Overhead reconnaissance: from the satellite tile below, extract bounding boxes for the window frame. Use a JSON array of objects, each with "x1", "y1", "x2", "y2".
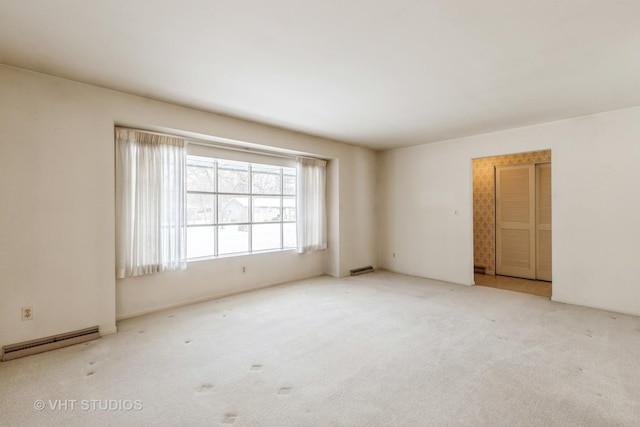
[{"x1": 186, "y1": 155, "x2": 296, "y2": 260}]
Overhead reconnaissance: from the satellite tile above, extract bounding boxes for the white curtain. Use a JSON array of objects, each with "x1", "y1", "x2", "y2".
[
  {"x1": 296, "y1": 157, "x2": 327, "y2": 253},
  {"x1": 115, "y1": 128, "x2": 187, "y2": 278}
]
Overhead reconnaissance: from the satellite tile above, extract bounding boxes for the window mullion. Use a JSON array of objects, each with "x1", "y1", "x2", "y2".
[
  {"x1": 249, "y1": 164, "x2": 253, "y2": 253},
  {"x1": 280, "y1": 168, "x2": 284, "y2": 249},
  {"x1": 214, "y1": 160, "x2": 219, "y2": 257}
]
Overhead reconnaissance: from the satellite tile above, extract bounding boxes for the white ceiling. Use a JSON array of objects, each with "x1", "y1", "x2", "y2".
[{"x1": 1, "y1": 1, "x2": 639, "y2": 150}]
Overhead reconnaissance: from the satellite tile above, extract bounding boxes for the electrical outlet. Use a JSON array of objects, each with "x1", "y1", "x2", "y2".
[
  {"x1": 242, "y1": 266, "x2": 246, "y2": 273},
  {"x1": 22, "y1": 306, "x2": 33, "y2": 321}
]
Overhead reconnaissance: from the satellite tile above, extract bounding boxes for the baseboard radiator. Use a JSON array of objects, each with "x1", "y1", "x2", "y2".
[
  {"x1": 350, "y1": 266, "x2": 374, "y2": 276},
  {"x1": 1, "y1": 326, "x2": 100, "y2": 362}
]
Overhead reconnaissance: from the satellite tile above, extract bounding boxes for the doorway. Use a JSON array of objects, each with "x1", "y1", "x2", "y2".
[{"x1": 472, "y1": 150, "x2": 551, "y2": 296}]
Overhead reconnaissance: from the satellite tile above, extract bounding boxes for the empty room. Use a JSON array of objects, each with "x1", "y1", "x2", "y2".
[{"x1": 1, "y1": 1, "x2": 640, "y2": 426}]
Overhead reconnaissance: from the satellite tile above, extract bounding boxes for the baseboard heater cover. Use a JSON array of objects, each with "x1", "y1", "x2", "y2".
[
  {"x1": 350, "y1": 266, "x2": 374, "y2": 276},
  {"x1": 1, "y1": 326, "x2": 100, "y2": 362}
]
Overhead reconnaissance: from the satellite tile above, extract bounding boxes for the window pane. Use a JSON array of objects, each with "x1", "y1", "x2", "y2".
[
  {"x1": 187, "y1": 193, "x2": 215, "y2": 225},
  {"x1": 187, "y1": 157, "x2": 216, "y2": 192},
  {"x1": 252, "y1": 223, "x2": 281, "y2": 251},
  {"x1": 187, "y1": 226, "x2": 215, "y2": 259},
  {"x1": 283, "y1": 223, "x2": 296, "y2": 249},
  {"x1": 283, "y1": 197, "x2": 296, "y2": 221},
  {"x1": 218, "y1": 160, "x2": 249, "y2": 193},
  {"x1": 218, "y1": 195, "x2": 249, "y2": 224},
  {"x1": 219, "y1": 224, "x2": 249, "y2": 255},
  {"x1": 252, "y1": 165, "x2": 281, "y2": 194},
  {"x1": 252, "y1": 196, "x2": 281, "y2": 222},
  {"x1": 283, "y1": 170, "x2": 296, "y2": 195},
  {"x1": 184, "y1": 156, "x2": 298, "y2": 261}
]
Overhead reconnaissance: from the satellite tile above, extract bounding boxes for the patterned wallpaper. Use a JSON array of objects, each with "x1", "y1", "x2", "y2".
[{"x1": 473, "y1": 150, "x2": 551, "y2": 274}]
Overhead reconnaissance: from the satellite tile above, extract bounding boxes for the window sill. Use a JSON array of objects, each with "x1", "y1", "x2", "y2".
[{"x1": 187, "y1": 248, "x2": 298, "y2": 263}]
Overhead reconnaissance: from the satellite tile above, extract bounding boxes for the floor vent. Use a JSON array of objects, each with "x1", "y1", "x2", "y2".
[
  {"x1": 350, "y1": 266, "x2": 374, "y2": 276},
  {"x1": 474, "y1": 265, "x2": 486, "y2": 274},
  {"x1": 1, "y1": 326, "x2": 100, "y2": 362}
]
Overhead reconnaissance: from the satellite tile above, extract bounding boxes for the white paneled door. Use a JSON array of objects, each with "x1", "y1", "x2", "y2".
[
  {"x1": 495, "y1": 163, "x2": 551, "y2": 281},
  {"x1": 535, "y1": 163, "x2": 552, "y2": 281}
]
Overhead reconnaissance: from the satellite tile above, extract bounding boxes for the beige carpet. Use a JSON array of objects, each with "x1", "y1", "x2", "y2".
[{"x1": 1, "y1": 271, "x2": 639, "y2": 426}]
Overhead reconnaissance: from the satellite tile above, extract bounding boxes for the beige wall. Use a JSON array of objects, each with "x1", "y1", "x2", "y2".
[
  {"x1": 473, "y1": 150, "x2": 551, "y2": 274},
  {"x1": 379, "y1": 105, "x2": 640, "y2": 316},
  {"x1": 0, "y1": 65, "x2": 378, "y2": 348}
]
